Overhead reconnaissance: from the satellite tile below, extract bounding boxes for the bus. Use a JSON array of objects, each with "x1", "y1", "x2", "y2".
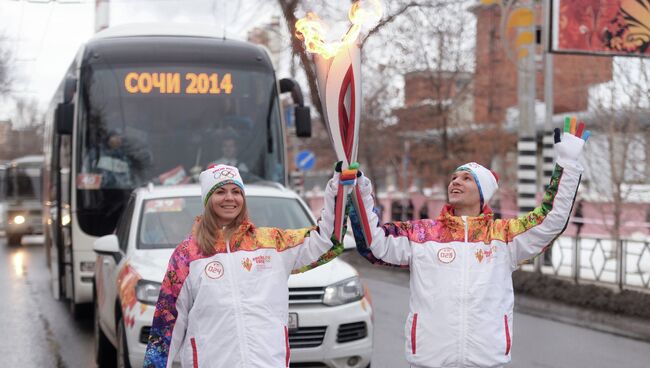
[
  {"x1": 2, "y1": 155, "x2": 44, "y2": 246},
  {"x1": 42, "y1": 24, "x2": 311, "y2": 314}
]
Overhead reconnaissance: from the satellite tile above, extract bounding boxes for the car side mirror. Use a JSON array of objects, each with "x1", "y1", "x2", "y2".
[
  {"x1": 94, "y1": 234, "x2": 120, "y2": 255},
  {"x1": 279, "y1": 78, "x2": 311, "y2": 138}
]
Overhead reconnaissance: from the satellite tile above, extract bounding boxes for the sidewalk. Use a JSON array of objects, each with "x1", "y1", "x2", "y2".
[
  {"x1": 342, "y1": 250, "x2": 650, "y2": 342},
  {"x1": 515, "y1": 294, "x2": 650, "y2": 342}
]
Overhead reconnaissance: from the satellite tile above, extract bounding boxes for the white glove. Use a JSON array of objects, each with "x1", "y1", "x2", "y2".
[
  {"x1": 357, "y1": 174, "x2": 373, "y2": 197},
  {"x1": 554, "y1": 117, "x2": 590, "y2": 168},
  {"x1": 326, "y1": 172, "x2": 340, "y2": 193}
]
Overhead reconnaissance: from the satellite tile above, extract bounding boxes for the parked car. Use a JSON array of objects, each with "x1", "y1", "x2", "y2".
[{"x1": 93, "y1": 183, "x2": 373, "y2": 368}]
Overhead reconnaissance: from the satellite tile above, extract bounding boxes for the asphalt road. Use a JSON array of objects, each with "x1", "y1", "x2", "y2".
[{"x1": 1, "y1": 239, "x2": 649, "y2": 368}]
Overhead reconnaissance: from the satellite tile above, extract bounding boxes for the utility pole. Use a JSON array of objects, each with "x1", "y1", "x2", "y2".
[
  {"x1": 542, "y1": 0, "x2": 555, "y2": 190},
  {"x1": 95, "y1": 0, "x2": 110, "y2": 33},
  {"x1": 513, "y1": 1, "x2": 537, "y2": 218}
]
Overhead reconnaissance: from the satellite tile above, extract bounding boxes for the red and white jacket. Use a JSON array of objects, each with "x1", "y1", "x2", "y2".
[
  {"x1": 143, "y1": 184, "x2": 342, "y2": 368},
  {"x1": 351, "y1": 163, "x2": 582, "y2": 368}
]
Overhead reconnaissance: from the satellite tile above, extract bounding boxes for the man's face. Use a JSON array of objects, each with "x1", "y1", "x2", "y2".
[
  {"x1": 223, "y1": 139, "x2": 237, "y2": 158},
  {"x1": 108, "y1": 135, "x2": 122, "y2": 149},
  {"x1": 448, "y1": 170, "x2": 481, "y2": 209}
]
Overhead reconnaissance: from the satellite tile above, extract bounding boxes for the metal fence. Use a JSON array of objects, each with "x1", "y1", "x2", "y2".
[{"x1": 520, "y1": 236, "x2": 650, "y2": 292}]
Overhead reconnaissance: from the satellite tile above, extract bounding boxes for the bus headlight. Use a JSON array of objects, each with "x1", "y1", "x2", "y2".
[
  {"x1": 136, "y1": 280, "x2": 161, "y2": 305},
  {"x1": 13, "y1": 215, "x2": 26, "y2": 225},
  {"x1": 62, "y1": 214, "x2": 71, "y2": 226},
  {"x1": 323, "y1": 276, "x2": 364, "y2": 306}
]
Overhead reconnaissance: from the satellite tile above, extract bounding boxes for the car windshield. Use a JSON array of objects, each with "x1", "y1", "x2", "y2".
[{"x1": 138, "y1": 195, "x2": 314, "y2": 249}]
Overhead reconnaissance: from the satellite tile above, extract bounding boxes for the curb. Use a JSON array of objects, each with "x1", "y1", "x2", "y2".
[{"x1": 515, "y1": 294, "x2": 650, "y2": 342}]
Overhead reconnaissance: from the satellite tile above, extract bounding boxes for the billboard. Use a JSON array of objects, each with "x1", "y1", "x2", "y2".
[{"x1": 551, "y1": 0, "x2": 650, "y2": 57}]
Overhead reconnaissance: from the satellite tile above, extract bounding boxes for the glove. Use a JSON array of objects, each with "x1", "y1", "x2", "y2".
[
  {"x1": 334, "y1": 161, "x2": 361, "y2": 187},
  {"x1": 554, "y1": 116, "x2": 590, "y2": 168}
]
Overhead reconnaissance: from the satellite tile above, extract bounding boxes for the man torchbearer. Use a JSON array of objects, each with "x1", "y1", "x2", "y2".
[{"x1": 350, "y1": 118, "x2": 590, "y2": 367}]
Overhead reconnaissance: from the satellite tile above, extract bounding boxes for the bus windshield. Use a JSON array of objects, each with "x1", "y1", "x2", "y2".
[
  {"x1": 78, "y1": 63, "x2": 284, "y2": 189},
  {"x1": 76, "y1": 62, "x2": 284, "y2": 236},
  {"x1": 6, "y1": 165, "x2": 42, "y2": 202}
]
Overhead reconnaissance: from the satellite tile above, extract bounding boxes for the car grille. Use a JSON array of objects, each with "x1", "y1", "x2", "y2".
[
  {"x1": 289, "y1": 287, "x2": 325, "y2": 304},
  {"x1": 289, "y1": 363, "x2": 328, "y2": 368},
  {"x1": 140, "y1": 326, "x2": 151, "y2": 344},
  {"x1": 337, "y1": 322, "x2": 367, "y2": 343},
  {"x1": 289, "y1": 326, "x2": 327, "y2": 348}
]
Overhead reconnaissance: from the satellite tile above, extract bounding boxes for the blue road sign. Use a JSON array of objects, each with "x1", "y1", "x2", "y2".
[
  {"x1": 285, "y1": 106, "x2": 294, "y2": 128},
  {"x1": 296, "y1": 150, "x2": 316, "y2": 171}
]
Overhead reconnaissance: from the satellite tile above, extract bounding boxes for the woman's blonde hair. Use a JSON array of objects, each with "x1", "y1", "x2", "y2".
[{"x1": 196, "y1": 194, "x2": 249, "y2": 255}]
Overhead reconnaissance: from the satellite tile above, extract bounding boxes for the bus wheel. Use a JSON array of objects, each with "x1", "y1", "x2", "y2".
[
  {"x1": 7, "y1": 233, "x2": 21, "y2": 246},
  {"x1": 94, "y1": 297, "x2": 116, "y2": 368}
]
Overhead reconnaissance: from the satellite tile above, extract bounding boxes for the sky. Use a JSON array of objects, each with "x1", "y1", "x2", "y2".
[{"x1": 0, "y1": 0, "x2": 278, "y2": 122}]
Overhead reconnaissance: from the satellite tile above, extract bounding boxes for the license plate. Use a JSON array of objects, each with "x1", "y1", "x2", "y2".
[{"x1": 288, "y1": 312, "x2": 299, "y2": 330}]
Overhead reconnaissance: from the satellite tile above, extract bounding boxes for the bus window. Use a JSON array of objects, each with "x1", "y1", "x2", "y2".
[
  {"x1": 77, "y1": 64, "x2": 283, "y2": 190},
  {"x1": 74, "y1": 55, "x2": 284, "y2": 237},
  {"x1": 6, "y1": 166, "x2": 42, "y2": 201}
]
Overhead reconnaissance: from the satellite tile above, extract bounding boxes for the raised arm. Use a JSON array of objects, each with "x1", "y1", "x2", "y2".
[
  {"x1": 504, "y1": 118, "x2": 589, "y2": 266},
  {"x1": 272, "y1": 172, "x2": 347, "y2": 274},
  {"x1": 350, "y1": 174, "x2": 413, "y2": 267},
  {"x1": 144, "y1": 242, "x2": 194, "y2": 368}
]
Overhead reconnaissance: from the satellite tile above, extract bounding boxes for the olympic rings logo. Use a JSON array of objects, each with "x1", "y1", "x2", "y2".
[{"x1": 214, "y1": 169, "x2": 236, "y2": 179}]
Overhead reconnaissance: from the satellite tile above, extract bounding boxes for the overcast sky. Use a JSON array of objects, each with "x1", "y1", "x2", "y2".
[{"x1": 0, "y1": 0, "x2": 278, "y2": 121}]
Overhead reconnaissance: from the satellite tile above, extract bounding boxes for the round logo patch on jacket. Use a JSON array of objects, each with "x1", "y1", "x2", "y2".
[
  {"x1": 437, "y1": 247, "x2": 456, "y2": 263},
  {"x1": 205, "y1": 261, "x2": 225, "y2": 279}
]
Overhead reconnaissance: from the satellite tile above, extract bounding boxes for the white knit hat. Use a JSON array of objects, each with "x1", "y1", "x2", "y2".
[
  {"x1": 200, "y1": 164, "x2": 245, "y2": 206},
  {"x1": 455, "y1": 162, "x2": 499, "y2": 209}
]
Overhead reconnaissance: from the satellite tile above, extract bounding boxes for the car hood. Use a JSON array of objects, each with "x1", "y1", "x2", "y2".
[
  {"x1": 128, "y1": 249, "x2": 358, "y2": 288},
  {"x1": 287, "y1": 258, "x2": 358, "y2": 288},
  {"x1": 129, "y1": 248, "x2": 175, "y2": 283}
]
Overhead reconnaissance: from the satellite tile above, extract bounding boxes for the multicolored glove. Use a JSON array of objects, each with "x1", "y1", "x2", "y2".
[
  {"x1": 334, "y1": 161, "x2": 361, "y2": 186},
  {"x1": 554, "y1": 116, "x2": 590, "y2": 167}
]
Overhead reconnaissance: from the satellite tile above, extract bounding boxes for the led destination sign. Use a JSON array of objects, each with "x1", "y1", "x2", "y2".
[{"x1": 124, "y1": 72, "x2": 234, "y2": 95}]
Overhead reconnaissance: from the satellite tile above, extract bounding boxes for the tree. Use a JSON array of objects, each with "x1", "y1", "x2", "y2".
[
  {"x1": 277, "y1": 1, "x2": 488, "y2": 191},
  {"x1": 0, "y1": 35, "x2": 12, "y2": 96},
  {"x1": 582, "y1": 58, "x2": 650, "y2": 289}
]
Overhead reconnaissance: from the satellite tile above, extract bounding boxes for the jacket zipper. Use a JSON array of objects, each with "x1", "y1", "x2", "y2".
[
  {"x1": 459, "y1": 217, "x2": 469, "y2": 365},
  {"x1": 504, "y1": 314, "x2": 511, "y2": 355},
  {"x1": 411, "y1": 313, "x2": 418, "y2": 355},
  {"x1": 190, "y1": 337, "x2": 199, "y2": 368},
  {"x1": 225, "y1": 238, "x2": 249, "y2": 365}
]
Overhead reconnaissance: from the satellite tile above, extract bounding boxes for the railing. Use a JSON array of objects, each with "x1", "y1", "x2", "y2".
[{"x1": 520, "y1": 235, "x2": 650, "y2": 292}]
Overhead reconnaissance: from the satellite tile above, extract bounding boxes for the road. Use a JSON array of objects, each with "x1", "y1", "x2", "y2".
[{"x1": 1, "y1": 239, "x2": 649, "y2": 368}]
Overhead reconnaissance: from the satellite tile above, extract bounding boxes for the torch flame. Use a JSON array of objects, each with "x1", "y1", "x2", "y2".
[{"x1": 296, "y1": 0, "x2": 383, "y2": 59}]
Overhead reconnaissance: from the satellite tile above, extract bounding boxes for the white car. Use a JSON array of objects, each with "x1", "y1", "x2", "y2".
[{"x1": 93, "y1": 183, "x2": 373, "y2": 368}]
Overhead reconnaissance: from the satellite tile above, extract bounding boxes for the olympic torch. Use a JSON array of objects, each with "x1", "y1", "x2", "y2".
[{"x1": 295, "y1": 1, "x2": 382, "y2": 245}]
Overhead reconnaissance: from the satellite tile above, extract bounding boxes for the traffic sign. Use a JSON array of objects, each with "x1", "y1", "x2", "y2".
[{"x1": 295, "y1": 150, "x2": 315, "y2": 171}]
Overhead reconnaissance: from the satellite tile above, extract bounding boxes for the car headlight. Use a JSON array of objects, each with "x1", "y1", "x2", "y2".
[
  {"x1": 13, "y1": 215, "x2": 26, "y2": 225},
  {"x1": 136, "y1": 280, "x2": 161, "y2": 305},
  {"x1": 323, "y1": 276, "x2": 364, "y2": 306}
]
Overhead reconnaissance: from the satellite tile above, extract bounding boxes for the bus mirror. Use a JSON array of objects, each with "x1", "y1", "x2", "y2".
[
  {"x1": 294, "y1": 106, "x2": 311, "y2": 138},
  {"x1": 55, "y1": 103, "x2": 74, "y2": 135},
  {"x1": 280, "y1": 78, "x2": 311, "y2": 137},
  {"x1": 63, "y1": 76, "x2": 77, "y2": 104},
  {"x1": 279, "y1": 78, "x2": 306, "y2": 107}
]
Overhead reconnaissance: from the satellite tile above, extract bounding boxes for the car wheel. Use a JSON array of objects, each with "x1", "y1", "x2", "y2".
[
  {"x1": 94, "y1": 297, "x2": 116, "y2": 368},
  {"x1": 117, "y1": 316, "x2": 133, "y2": 368}
]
